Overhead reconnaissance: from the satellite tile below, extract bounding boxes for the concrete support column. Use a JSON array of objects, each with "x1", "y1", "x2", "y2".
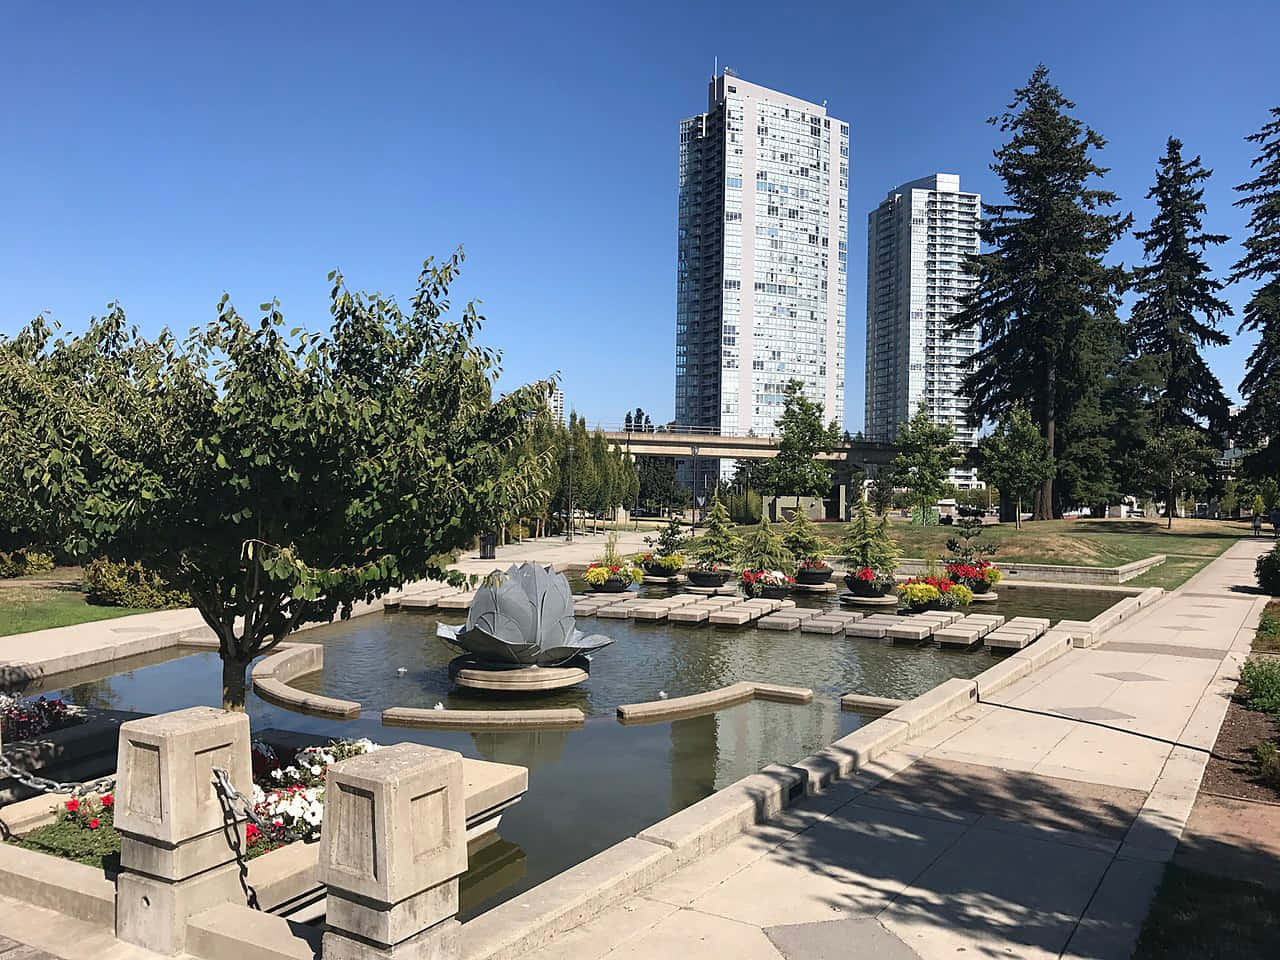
[
  {"x1": 113, "y1": 706, "x2": 252, "y2": 954},
  {"x1": 320, "y1": 743, "x2": 467, "y2": 960}
]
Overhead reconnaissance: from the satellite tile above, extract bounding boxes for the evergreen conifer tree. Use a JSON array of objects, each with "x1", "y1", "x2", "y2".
[
  {"x1": 1230, "y1": 107, "x2": 1280, "y2": 475},
  {"x1": 1130, "y1": 138, "x2": 1231, "y2": 441},
  {"x1": 952, "y1": 66, "x2": 1130, "y2": 518}
]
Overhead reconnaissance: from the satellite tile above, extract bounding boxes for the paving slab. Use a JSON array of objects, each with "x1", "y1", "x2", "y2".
[
  {"x1": 932, "y1": 625, "x2": 984, "y2": 648},
  {"x1": 765, "y1": 917, "x2": 922, "y2": 959},
  {"x1": 757, "y1": 615, "x2": 802, "y2": 632},
  {"x1": 845, "y1": 621, "x2": 889, "y2": 639},
  {"x1": 798, "y1": 618, "x2": 844, "y2": 636},
  {"x1": 668, "y1": 607, "x2": 709, "y2": 624},
  {"x1": 885, "y1": 623, "x2": 934, "y2": 642},
  {"x1": 709, "y1": 608, "x2": 754, "y2": 626}
]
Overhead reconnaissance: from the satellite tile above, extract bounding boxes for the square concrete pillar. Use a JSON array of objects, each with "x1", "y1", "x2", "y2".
[
  {"x1": 320, "y1": 743, "x2": 467, "y2": 960},
  {"x1": 114, "y1": 706, "x2": 252, "y2": 954}
]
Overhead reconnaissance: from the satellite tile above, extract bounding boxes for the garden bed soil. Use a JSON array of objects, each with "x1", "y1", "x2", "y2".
[{"x1": 1200, "y1": 692, "x2": 1280, "y2": 805}]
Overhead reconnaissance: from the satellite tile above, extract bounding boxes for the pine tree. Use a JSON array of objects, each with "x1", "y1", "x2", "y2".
[
  {"x1": 952, "y1": 66, "x2": 1130, "y2": 518},
  {"x1": 1230, "y1": 107, "x2": 1280, "y2": 476},
  {"x1": 1130, "y1": 137, "x2": 1231, "y2": 438}
]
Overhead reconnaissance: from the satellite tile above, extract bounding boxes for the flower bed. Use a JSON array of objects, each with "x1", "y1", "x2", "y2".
[
  {"x1": 0, "y1": 694, "x2": 84, "y2": 742},
  {"x1": 7, "y1": 737, "x2": 383, "y2": 866},
  {"x1": 945, "y1": 561, "x2": 1003, "y2": 595}
]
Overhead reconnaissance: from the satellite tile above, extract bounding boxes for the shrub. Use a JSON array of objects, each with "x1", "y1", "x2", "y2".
[
  {"x1": 1256, "y1": 742, "x2": 1280, "y2": 788},
  {"x1": 0, "y1": 549, "x2": 55, "y2": 579},
  {"x1": 644, "y1": 516, "x2": 686, "y2": 559},
  {"x1": 1240, "y1": 657, "x2": 1280, "y2": 715},
  {"x1": 725, "y1": 489, "x2": 762, "y2": 525},
  {"x1": 689, "y1": 494, "x2": 740, "y2": 570},
  {"x1": 783, "y1": 509, "x2": 827, "y2": 564},
  {"x1": 82, "y1": 558, "x2": 189, "y2": 609},
  {"x1": 1257, "y1": 544, "x2": 1280, "y2": 596},
  {"x1": 738, "y1": 514, "x2": 795, "y2": 575}
]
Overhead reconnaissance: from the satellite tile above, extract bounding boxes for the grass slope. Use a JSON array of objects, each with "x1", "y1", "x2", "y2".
[{"x1": 0, "y1": 568, "x2": 150, "y2": 636}]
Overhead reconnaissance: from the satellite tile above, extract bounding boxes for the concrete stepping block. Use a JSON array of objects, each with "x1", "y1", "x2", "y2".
[
  {"x1": 777, "y1": 599, "x2": 797, "y2": 609},
  {"x1": 800, "y1": 618, "x2": 846, "y2": 635},
  {"x1": 437, "y1": 592, "x2": 476, "y2": 610},
  {"x1": 861, "y1": 614, "x2": 902, "y2": 624},
  {"x1": 758, "y1": 615, "x2": 802, "y2": 631},
  {"x1": 914, "y1": 610, "x2": 963, "y2": 625},
  {"x1": 668, "y1": 607, "x2": 710, "y2": 624},
  {"x1": 845, "y1": 621, "x2": 889, "y2": 639},
  {"x1": 934, "y1": 624, "x2": 985, "y2": 648},
  {"x1": 886, "y1": 622, "x2": 934, "y2": 642},
  {"x1": 823, "y1": 610, "x2": 865, "y2": 624},
  {"x1": 699, "y1": 597, "x2": 739, "y2": 610},
  {"x1": 597, "y1": 603, "x2": 637, "y2": 618},
  {"x1": 631, "y1": 607, "x2": 669, "y2": 621},
  {"x1": 985, "y1": 629, "x2": 1032, "y2": 650},
  {"x1": 399, "y1": 595, "x2": 442, "y2": 609},
  {"x1": 709, "y1": 608, "x2": 754, "y2": 626},
  {"x1": 743, "y1": 598, "x2": 782, "y2": 612},
  {"x1": 966, "y1": 613, "x2": 1005, "y2": 624},
  {"x1": 665, "y1": 594, "x2": 701, "y2": 607}
]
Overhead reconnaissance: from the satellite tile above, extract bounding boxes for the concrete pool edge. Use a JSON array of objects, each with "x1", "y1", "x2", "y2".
[
  {"x1": 616, "y1": 681, "x2": 813, "y2": 725},
  {"x1": 454, "y1": 588, "x2": 1160, "y2": 959}
]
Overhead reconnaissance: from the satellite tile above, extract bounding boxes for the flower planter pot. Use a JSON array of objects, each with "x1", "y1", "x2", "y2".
[
  {"x1": 749, "y1": 584, "x2": 793, "y2": 600},
  {"x1": 795, "y1": 567, "x2": 833, "y2": 585},
  {"x1": 687, "y1": 569, "x2": 731, "y2": 588},
  {"x1": 643, "y1": 562, "x2": 679, "y2": 578},
  {"x1": 844, "y1": 575, "x2": 890, "y2": 598},
  {"x1": 590, "y1": 577, "x2": 631, "y2": 593},
  {"x1": 901, "y1": 600, "x2": 940, "y2": 614},
  {"x1": 969, "y1": 579, "x2": 991, "y2": 595}
]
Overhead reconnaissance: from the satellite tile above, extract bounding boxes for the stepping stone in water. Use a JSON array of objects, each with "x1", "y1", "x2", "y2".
[
  {"x1": 758, "y1": 615, "x2": 802, "y2": 631},
  {"x1": 985, "y1": 629, "x2": 1032, "y2": 650},
  {"x1": 709, "y1": 608, "x2": 754, "y2": 626},
  {"x1": 669, "y1": 607, "x2": 709, "y2": 624},
  {"x1": 886, "y1": 622, "x2": 934, "y2": 642},
  {"x1": 800, "y1": 618, "x2": 845, "y2": 635},
  {"x1": 845, "y1": 621, "x2": 889, "y2": 639},
  {"x1": 934, "y1": 624, "x2": 985, "y2": 648}
]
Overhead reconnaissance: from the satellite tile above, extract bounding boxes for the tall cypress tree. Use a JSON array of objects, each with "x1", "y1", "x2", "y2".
[
  {"x1": 1230, "y1": 107, "x2": 1280, "y2": 476},
  {"x1": 953, "y1": 66, "x2": 1130, "y2": 518},
  {"x1": 1130, "y1": 138, "x2": 1231, "y2": 434}
]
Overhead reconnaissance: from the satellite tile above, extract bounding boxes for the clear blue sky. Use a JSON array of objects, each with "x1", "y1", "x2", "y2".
[{"x1": 2, "y1": 1, "x2": 1276, "y2": 432}]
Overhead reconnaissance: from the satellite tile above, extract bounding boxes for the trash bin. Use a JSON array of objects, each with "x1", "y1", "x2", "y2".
[{"x1": 480, "y1": 531, "x2": 497, "y2": 560}]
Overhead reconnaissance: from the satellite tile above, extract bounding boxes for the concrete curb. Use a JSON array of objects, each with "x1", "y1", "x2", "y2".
[
  {"x1": 0, "y1": 843, "x2": 115, "y2": 926},
  {"x1": 382, "y1": 705, "x2": 585, "y2": 731},
  {"x1": 840, "y1": 694, "x2": 905, "y2": 715},
  {"x1": 187, "y1": 903, "x2": 321, "y2": 960},
  {"x1": 250, "y1": 644, "x2": 360, "y2": 720},
  {"x1": 616, "y1": 681, "x2": 813, "y2": 724}
]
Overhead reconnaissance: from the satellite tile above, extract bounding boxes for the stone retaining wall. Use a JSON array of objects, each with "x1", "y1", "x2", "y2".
[{"x1": 895, "y1": 554, "x2": 1166, "y2": 585}]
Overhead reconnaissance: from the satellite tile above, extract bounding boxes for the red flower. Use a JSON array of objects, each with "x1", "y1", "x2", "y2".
[
  {"x1": 856, "y1": 567, "x2": 875, "y2": 581},
  {"x1": 88, "y1": 818, "x2": 101, "y2": 830},
  {"x1": 246, "y1": 823, "x2": 262, "y2": 844},
  {"x1": 65, "y1": 799, "x2": 80, "y2": 813},
  {"x1": 101, "y1": 794, "x2": 114, "y2": 808}
]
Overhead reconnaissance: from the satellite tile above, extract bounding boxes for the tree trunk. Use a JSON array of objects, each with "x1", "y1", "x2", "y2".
[
  {"x1": 222, "y1": 657, "x2": 249, "y2": 712},
  {"x1": 1036, "y1": 369, "x2": 1056, "y2": 521},
  {"x1": 1168, "y1": 476, "x2": 1175, "y2": 529},
  {"x1": 1016, "y1": 496, "x2": 1022, "y2": 530}
]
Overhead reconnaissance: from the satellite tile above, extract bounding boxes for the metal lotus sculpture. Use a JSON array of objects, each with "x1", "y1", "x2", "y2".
[{"x1": 437, "y1": 562, "x2": 614, "y2": 666}]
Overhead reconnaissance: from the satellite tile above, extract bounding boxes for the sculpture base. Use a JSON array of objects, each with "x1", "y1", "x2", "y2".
[
  {"x1": 970, "y1": 591, "x2": 999, "y2": 602},
  {"x1": 839, "y1": 592, "x2": 899, "y2": 607},
  {"x1": 449, "y1": 656, "x2": 590, "y2": 692}
]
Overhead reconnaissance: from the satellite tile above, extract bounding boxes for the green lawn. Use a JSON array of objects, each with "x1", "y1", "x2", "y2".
[
  {"x1": 1123, "y1": 556, "x2": 1213, "y2": 591},
  {"x1": 0, "y1": 570, "x2": 150, "y2": 636},
  {"x1": 1133, "y1": 863, "x2": 1280, "y2": 959}
]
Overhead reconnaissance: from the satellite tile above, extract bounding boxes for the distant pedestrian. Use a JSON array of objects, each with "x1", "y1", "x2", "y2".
[
  {"x1": 1255, "y1": 512, "x2": 1264, "y2": 537},
  {"x1": 1272, "y1": 507, "x2": 1280, "y2": 539}
]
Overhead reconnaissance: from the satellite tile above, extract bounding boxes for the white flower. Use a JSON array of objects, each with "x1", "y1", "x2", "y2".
[
  {"x1": 310, "y1": 765, "x2": 323, "y2": 776},
  {"x1": 285, "y1": 766, "x2": 299, "y2": 778},
  {"x1": 270, "y1": 769, "x2": 283, "y2": 780}
]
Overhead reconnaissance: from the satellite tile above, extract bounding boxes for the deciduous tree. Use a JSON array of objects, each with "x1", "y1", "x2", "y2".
[
  {"x1": 0, "y1": 253, "x2": 552, "y2": 709},
  {"x1": 976, "y1": 403, "x2": 1054, "y2": 529},
  {"x1": 892, "y1": 405, "x2": 957, "y2": 524}
]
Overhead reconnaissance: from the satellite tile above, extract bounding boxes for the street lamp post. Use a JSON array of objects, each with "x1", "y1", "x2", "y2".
[
  {"x1": 566, "y1": 443, "x2": 575, "y2": 543},
  {"x1": 690, "y1": 445, "x2": 700, "y2": 534}
]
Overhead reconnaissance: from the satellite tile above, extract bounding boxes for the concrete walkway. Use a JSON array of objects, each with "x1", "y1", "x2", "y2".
[
  {"x1": 520, "y1": 539, "x2": 1273, "y2": 960},
  {"x1": 0, "y1": 529, "x2": 653, "y2": 682}
]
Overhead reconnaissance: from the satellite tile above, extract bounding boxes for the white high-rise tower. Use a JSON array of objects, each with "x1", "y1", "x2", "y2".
[
  {"x1": 676, "y1": 71, "x2": 849, "y2": 485},
  {"x1": 865, "y1": 174, "x2": 981, "y2": 486}
]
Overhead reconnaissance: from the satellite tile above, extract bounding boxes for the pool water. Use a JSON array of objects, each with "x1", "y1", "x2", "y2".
[{"x1": 35, "y1": 584, "x2": 1123, "y2": 918}]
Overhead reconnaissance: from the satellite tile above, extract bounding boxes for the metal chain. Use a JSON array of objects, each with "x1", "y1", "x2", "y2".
[
  {"x1": 0, "y1": 752, "x2": 116, "y2": 797},
  {"x1": 210, "y1": 766, "x2": 270, "y2": 831}
]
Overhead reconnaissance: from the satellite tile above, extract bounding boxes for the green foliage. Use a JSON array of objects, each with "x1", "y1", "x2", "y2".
[
  {"x1": 645, "y1": 515, "x2": 686, "y2": 558},
  {"x1": 1130, "y1": 138, "x2": 1232, "y2": 434},
  {"x1": 725, "y1": 488, "x2": 762, "y2": 524},
  {"x1": 977, "y1": 403, "x2": 1053, "y2": 527},
  {"x1": 0, "y1": 549, "x2": 54, "y2": 579},
  {"x1": 0, "y1": 252, "x2": 553, "y2": 708},
  {"x1": 1257, "y1": 543, "x2": 1280, "y2": 595},
  {"x1": 837, "y1": 499, "x2": 899, "y2": 573},
  {"x1": 1141, "y1": 427, "x2": 1217, "y2": 526},
  {"x1": 946, "y1": 517, "x2": 996, "y2": 564},
  {"x1": 1230, "y1": 108, "x2": 1280, "y2": 477},
  {"x1": 737, "y1": 513, "x2": 795, "y2": 574},
  {"x1": 892, "y1": 405, "x2": 956, "y2": 522},
  {"x1": 782, "y1": 508, "x2": 826, "y2": 562},
  {"x1": 689, "y1": 494, "x2": 740, "y2": 569},
  {"x1": 637, "y1": 456, "x2": 678, "y2": 513},
  {"x1": 952, "y1": 66, "x2": 1130, "y2": 517},
  {"x1": 868, "y1": 470, "x2": 895, "y2": 516},
  {"x1": 757, "y1": 380, "x2": 840, "y2": 503},
  {"x1": 83, "y1": 558, "x2": 189, "y2": 609},
  {"x1": 1255, "y1": 741, "x2": 1280, "y2": 788},
  {"x1": 1240, "y1": 657, "x2": 1280, "y2": 714}
]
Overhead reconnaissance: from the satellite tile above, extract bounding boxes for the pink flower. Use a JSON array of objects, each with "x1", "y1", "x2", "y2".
[
  {"x1": 65, "y1": 799, "x2": 80, "y2": 813},
  {"x1": 88, "y1": 818, "x2": 101, "y2": 830}
]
